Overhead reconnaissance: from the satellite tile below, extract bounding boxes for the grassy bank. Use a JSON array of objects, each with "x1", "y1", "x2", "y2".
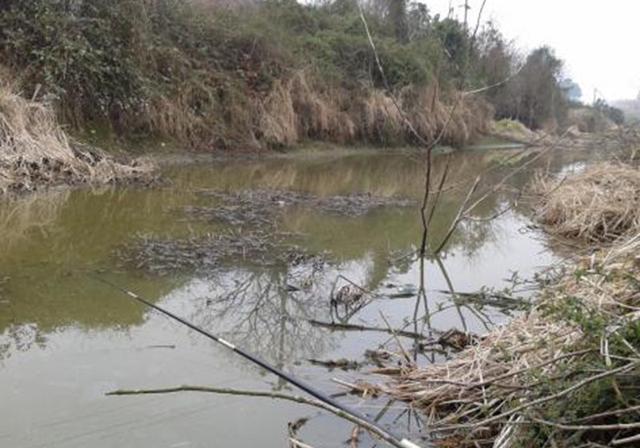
[
  {"x1": 371, "y1": 162, "x2": 640, "y2": 447},
  {"x1": 0, "y1": 0, "x2": 578, "y2": 152}
]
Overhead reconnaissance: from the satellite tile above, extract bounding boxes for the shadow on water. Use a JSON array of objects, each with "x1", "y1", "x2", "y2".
[{"x1": 0, "y1": 147, "x2": 591, "y2": 447}]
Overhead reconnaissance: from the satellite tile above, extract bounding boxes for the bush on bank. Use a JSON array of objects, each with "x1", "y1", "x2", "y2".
[{"x1": 0, "y1": 0, "x2": 574, "y2": 150}]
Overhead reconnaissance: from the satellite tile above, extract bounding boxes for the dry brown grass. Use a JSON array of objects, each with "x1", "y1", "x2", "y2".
[
  {"x1": 375, "y1": 233, "x2": 640, "y2": 446},
  {"x1": 0, "y1": 78, "x2": 154, "y2": 194},
  {"x1": 359, "y1": 164, "x2": 640, "y2": 446},
  {"x1": 258, "y1": 70, "x2": 492, "y2": 149},
  {"x1": 567, "y1": 107, "x2": 617, "y2": 134},
  {"x1": 259, "y1": 78, "x2": 299, "y2": 147},
  {"x1": 147, "y1": 90, "x2": 210, "y2": 148},
  {"x1": 259, "y1": 70, "x2": 358, "y2": 146},
  {"x1": 140, "y1": 69, "x2": 492, "y2": 150},
  {"x1": 534, "y1": 163, "x2": 640, "y2": 243}
]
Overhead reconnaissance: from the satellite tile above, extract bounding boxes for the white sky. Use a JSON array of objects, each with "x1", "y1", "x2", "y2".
[{"x1": 424, "y1": 0, "x2": 640, "y2": 101}]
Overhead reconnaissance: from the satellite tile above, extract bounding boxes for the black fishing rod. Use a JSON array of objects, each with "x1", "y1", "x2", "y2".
[{"x1": 92, "y1": 275, "x2": 421, "y2": 448}]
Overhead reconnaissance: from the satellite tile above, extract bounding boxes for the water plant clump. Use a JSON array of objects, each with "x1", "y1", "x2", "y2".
[
  {"x1": 189, "y1": 189, "x2": 315, "y2": 228},
  {"x1": 118, "y1": 231, "x2": 329, "y2": 276},
  {"x1": 120, "y1": 186, "x2": 414, "y2": 276},
  {"x1": 190, "y1": 189, "x2": 417, "y2": 227}
]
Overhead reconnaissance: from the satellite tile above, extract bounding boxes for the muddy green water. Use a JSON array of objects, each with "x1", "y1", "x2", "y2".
[{"x1": 0, "y1": 148, "x2": 584, "y2": 448}]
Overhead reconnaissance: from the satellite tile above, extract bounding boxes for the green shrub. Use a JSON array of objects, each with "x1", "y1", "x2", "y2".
[{"x1": 0, "y1": 0, "x2": 563, "y2": 148}]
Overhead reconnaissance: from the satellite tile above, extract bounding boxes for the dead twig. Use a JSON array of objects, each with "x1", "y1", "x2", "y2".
[
  {"x1": 307, "y1": 319, "x2": 428, "y2": 340},
  {"x1": 107, "y1": 385, "x2": 414, "y2": 448}
]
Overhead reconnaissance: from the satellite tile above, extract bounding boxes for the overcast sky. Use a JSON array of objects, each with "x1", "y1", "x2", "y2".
[{"x1": 424, "y1": 0, "x2": 640, "y2": 101}]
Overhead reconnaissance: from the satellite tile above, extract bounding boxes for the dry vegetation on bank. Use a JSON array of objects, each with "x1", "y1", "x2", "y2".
[
  {"x1": 0, "y1": 80, "x2": 154, "y2": 194},
  {"x1": 259, "y1": 71, "x2": 492, "y2": 148},
  {"x1": 366, "y1": 163, "x2": 640, "y2": 447},
  {"x1": 535, "y1": 163, "x2": 640, "y2": 243},
  {"x1": 0, "y1": 0, "x2": 583, "y2": 152}
]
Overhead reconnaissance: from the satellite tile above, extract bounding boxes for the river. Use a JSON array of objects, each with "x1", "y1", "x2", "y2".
[{"x1": 0, "y1": 146, "x2": 587, "y2": 448}]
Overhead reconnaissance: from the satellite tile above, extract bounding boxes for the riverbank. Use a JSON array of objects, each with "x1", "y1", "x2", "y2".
[
  {"x1": 2, "y1": 0, "x2": 597, "y2": 156},
  {"x1": 0, "y1": 1, "x2": 499, "y2": 153},
  {"x1": 370, "y1": 162, "x2": 640, "y2": 447},
  {"x1": 0, "y1": 82, "x2": 155, "y2": 194},
  {"x1": 0, "y1": 78, "x2": 504, "y2": 197}
]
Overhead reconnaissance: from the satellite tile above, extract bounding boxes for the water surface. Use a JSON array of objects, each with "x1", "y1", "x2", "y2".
[{"x1": 0, "y1": 147, "x2": 584, "y2": 447}]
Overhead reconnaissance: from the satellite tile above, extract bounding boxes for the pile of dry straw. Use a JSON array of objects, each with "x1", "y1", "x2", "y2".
[
  {"x1": 0, "y1": 76, "x2": 153, "y2": 194},
  {"x1": 535, "y1": 163, "x2": 640, "y2": 243}
]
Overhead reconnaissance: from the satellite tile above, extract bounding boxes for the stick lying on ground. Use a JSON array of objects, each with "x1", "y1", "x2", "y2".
[{"x1": 92, "y1": 275, "x2": 422, "y2": 448}]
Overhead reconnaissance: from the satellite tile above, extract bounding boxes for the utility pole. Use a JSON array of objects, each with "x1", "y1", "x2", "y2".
[
  {"x1": 462, "y1": 0, "x2": 470, "y2": 32},
  {"x1": 455, "y1": 0, "x2": 472, "y2": 31}
]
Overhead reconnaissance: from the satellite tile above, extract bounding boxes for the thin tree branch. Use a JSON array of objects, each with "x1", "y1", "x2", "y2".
[
  {"x1": 308, "y1": 319, "x2": 428, "y2": 340},
  {"x1": 107, "y1": 385, "x2": 413, "y2": 448},
  {"x1": 527, "y1": 415, "x2": 640, "y2": 432},
  {"x1": 433, "y1": 175, "x2": 481, "y2": 255}
]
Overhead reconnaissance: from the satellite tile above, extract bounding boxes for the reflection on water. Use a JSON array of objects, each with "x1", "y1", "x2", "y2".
[{"x1": 0, "y1": 148, "x2": 585, "y2": 447}]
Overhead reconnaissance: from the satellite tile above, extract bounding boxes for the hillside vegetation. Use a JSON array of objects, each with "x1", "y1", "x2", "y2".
[{"x1": 0, "y1": 0, "x2": 578, "y2": 151}]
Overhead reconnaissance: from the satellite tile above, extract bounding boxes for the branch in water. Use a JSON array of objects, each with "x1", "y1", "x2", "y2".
[
  {"x1": 107, "y1": 386, "x2": 419, "y2": 448},
  {"x1": 307, "y1": 319, "x2": 428, "y2": 340}
]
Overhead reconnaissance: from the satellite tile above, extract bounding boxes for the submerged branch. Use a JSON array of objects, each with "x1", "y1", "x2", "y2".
[
  {"x1": 307, "y1": 319, "x2": 428, "y2": 340},
  {"x1": 107, "y1": 385, "x2": 414, "y2": 448}
]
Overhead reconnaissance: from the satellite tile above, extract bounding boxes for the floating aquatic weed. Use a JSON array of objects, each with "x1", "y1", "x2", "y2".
[
  {"x1": 314, "y1": 193, "x2": 416, "y2": 216},
  {"x1": 183, "y1": 204, "x2": 276, "y2": 228},
  {"x1": 190, "y1": 189, "x2": 416, "y2": 223},
  {"x1": 118, "y1": 231, "x2": 331, "y2": 276},
  {"x1": 308, "y1": 358, "x2": 362, "y2": 371},
  {"x1": 0, "y1": 323, "x2": 46, "y2": 361},
  {"x1": 150, "y1": 188, "x2": 414, "y2": 276}
]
